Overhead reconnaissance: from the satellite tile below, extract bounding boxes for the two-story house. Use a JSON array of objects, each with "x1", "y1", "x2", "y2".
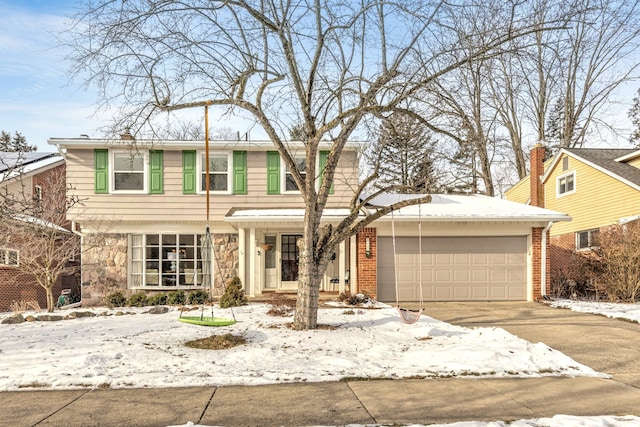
[
  {"x1": 506, "y1": 143, "x2": 640, "y2": 291},
  {"x1": 0, "y1": 152, "x2": 79, "y2": 311},
  {"x1": 50, "y1": 135, "x2": 570, "y2": 305},
  {"x1": 49, "y1": 136, "x2": 359, "y2": 305}
]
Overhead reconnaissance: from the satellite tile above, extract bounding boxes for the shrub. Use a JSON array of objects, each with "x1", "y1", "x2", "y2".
[
  {"x1": 549, "y1": 245, "x2": 596, "y2": 299},
  {"x1": 591, "y1": 221, "x2": 640, "y2": 302},
  {"x1": 167, "y1": 290, "x2": 186, "y2": 305},
  {"x1": 148, "y1": 293, "x2": 167, "y2": 306},
  {"x1": 188, "y1": 290, "x2": 209, "y2": 305},
  {"x1": 338, "y1": 291, "x2": 371, "y2": 306},
  {"x1": 106, "y1": 292, "x2": 127, "y2": 308},
  {"x1": 219, "y1": 277, "x2": 248, "y2": 308},
  {"x1": 128, "y1": 292, "x2": 148, "y2": 307}
]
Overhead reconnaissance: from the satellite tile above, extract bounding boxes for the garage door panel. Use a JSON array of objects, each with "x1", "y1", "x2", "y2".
[{"x1": 377, "y1": 236, "x2": 527, "y2": 302}]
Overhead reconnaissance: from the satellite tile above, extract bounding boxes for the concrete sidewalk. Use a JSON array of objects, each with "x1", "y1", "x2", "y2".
[{"x1": 2, "y1": 302, "x2": 640, "y2": 427}]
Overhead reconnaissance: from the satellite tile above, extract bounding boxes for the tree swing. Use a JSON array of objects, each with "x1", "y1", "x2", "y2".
[
  {"x1": 391, "y1": 204, "x2": 425, "y2": 325},
  {"x1": 179, "y1": 103, "x2": 236, "y2": 327}
]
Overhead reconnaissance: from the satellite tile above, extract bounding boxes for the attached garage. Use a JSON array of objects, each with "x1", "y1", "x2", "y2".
[
  {"x1": 377, "y1": 236, "x2": 527, "y2": 302},
  {"x1": 362, "y1": 193, "x2": 571, "y2": 302}
]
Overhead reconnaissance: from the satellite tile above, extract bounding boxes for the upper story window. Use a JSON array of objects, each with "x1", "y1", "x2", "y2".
[
  {"x1": 0, "y1": 248, "x2": 18, "y2": 267},
  {"x1": 33, "y1": 185, "x2": 42, "y2": 203},
  {"x1": 113, "y1": 152, "x2": 146, "y2": 192},
  {"x1": 576, "y1": 229, "x2": 599, "y2": 250},
  {"x1": 199, "y1": 152, "x2": 231, "y2": 193},
  {"x1": 94, "y1": 149, "x2": 163, "y2": 195},
  {"x1": 284, "y1": 155, "x2": 307, "y2": 192},
  {"x1": 557, "y1": 172, "x2": 575, "y2": 197}
]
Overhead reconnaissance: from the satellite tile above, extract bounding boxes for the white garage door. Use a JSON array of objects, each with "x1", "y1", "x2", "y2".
[{"x1": 377, "y1": 236, "x2": 527, "y2": 302}]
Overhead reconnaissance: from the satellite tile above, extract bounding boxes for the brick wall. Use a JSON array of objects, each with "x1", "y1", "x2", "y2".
[
  {"x1": 530, "y1": 144, "x2": 546, "y2": 208},
  {"x1": 531, "y1": 227, "x2": 551, "y2": 300},
  {"x1": 356, "y1": 228, "x2": 377, "y2": 298},
  {"x1": 0, "y1": 266, "x2": 65, "y2": 312}
]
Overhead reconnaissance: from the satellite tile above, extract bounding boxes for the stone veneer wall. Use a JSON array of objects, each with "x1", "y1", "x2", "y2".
[
  {"x1": 81, "y1": 232, "x2": 240, "y2": 306},
  {"x1": 81, "y1": 233, "x2": 128, "y2": 306}
]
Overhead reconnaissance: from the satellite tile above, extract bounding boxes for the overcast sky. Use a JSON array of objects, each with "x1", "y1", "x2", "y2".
[{"x1": 0, "y1": 0, "x2": 637, "y2": 152}]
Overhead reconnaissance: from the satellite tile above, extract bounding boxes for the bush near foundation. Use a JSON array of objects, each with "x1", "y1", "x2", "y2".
[
  {"x1": 188, "y1": 290, "x2": 209, "y2": 304},
  {"x1": 591, "y1": 221, "x2": 640, "y2": 302},
  {"x1": 219, "y1": 277, "x2": 247, "y2": 308},
  {"x1": 128, "y1": 292, "x2": 148, "y2": 307},
  {"x1": 167, "y1": 290, "x2": 186, "y2": 305},
  {"x1": 106, "y1": 292, "x2": 127, "y2": 308},
  {"x1": 148, "y1": 293, "x2": 167, "y2": 306}
]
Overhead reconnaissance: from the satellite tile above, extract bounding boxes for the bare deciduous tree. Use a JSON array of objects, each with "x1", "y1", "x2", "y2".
[
  {"x1": 0, "y1": 166, "x2": 80, "y2": 312},
  {"x1": 66, "y1": 0, "x2": 561, "y2": 329}
]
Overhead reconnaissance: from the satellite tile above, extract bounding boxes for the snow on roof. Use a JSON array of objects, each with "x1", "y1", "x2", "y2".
[
  {"x1": 368, "y1": 193, "x2": 570, "y2": 222},
  {"x1": 226, "y1": 194, "x2": 570, "y2": 223},
  {"x1": 0, "y1": 152, "x2": 63, "y2": 182}
]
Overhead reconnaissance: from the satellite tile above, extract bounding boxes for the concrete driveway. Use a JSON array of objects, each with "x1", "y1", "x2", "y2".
[{"x1": 422, "y1": 301, "x2": 640, "y2": 388}]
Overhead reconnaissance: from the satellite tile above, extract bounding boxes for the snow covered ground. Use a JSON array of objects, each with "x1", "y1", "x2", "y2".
[
  {"x1": 549, "y1": 299, "x2": 640, "y2": 323},
  {"x1": 0, "y1": 303, "x2": 604, "y2": 391},
  {"x1": 1, "y1": 299, "x2": 639, "y2": 426}
]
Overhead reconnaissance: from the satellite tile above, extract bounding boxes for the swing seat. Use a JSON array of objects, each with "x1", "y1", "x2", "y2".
[{"x1": 396, "y1": 306, "x2": 424, "y2": 325}]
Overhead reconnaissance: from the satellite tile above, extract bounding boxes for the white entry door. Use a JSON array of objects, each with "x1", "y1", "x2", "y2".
[{"x1": 264, "y1": 235, "x2": 277, "y2": 289}]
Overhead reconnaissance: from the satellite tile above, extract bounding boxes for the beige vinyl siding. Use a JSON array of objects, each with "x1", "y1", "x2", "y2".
[
  {"x1": 627, "y1": 157, "x2": 640, "y2": 169},
  {"x1": 504, "y1": 175, "x2": 530, "y2": 204},
  {"x1": 66, "y1": 148, "x2": 357, "y2": 223},
  {"x1": 545, "y1": 153, "x2": 640, "y2": 236}
]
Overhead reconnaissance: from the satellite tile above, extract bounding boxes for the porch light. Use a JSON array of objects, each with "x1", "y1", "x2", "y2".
[{"x1": 365, "y1": 237, "x2": 371, "y2": 258}]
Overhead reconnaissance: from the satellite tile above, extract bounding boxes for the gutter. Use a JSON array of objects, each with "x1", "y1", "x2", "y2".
[{"x1": 540, "y1": 221, "x2": 553, "y2": 297}]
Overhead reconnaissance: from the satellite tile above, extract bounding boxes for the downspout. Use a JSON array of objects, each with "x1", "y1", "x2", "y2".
[{"x1": 540, "y1": 221, "x2": 553, "y2": 298}]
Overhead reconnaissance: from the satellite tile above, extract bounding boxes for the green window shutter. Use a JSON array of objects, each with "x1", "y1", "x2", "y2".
[
  {"x1": 266, "y1": 151, "x2": 280, "y2": 194},
  {"x1": 319, "y1": 150, "x2": 334, "y2": 194},
  {"x1": 94, "y1": 149, "x2": 109, "y2": 194},
  {"x1": 233, "y1": 150, "x2": 247, "y2": 194},
  {"x1": 182, "y1": 150, "x2": 197, "y2": 194},
  {"x1": 149, "y1": 150, "x2": 164, "y2": 194}
]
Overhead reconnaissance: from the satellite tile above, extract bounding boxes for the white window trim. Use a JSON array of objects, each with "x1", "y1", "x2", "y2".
[
  {"x1": 576, "y1": 229, "x2": 599, "y2": 251},
  {"x1": 281, "y1": 154, "x2": 320, "y2": 194},
  {"x1": 0, "y1": 248, "x2": 19, "y2": 267},
  {"x1": 110, "y1": 150, "x2": 148, "y2": 194},
  {"x1": 556, "y1": 171, "x2": 576, "y2": 198},
  {"x1": 197, "y1": 151, "x2": 232, "y2": 195}
]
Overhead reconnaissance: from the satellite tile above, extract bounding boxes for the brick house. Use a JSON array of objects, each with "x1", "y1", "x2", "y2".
[{"x1": 0, "y1": 152, "x2": 80, "y2": 311}]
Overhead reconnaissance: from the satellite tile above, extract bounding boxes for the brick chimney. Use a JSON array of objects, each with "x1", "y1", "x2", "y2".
[
  {"x1": 530, "y1": 143, "x2": 546, "y2": 207},
  {"x1": 120, "y1": 128, "x2": 134, "y2": 141}
]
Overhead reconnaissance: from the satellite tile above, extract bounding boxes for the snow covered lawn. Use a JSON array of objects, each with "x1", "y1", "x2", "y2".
[
  {"x1": 0, "y1": 303, "x2": 603, "y2": 391},
  {"x1": 549, "y1": 299, "x2": 640, "y2": 323}
]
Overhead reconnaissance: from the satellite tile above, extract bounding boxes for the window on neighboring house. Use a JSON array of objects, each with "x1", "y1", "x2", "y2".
[
  {"x1": 113, "y1": 152, "x2": 145, "y2": 192},
  {"x1": 284, "y1": 155, "x2": 307, "y2": 192},
  {"x1": 576, "y1": 229, "x2": 599, "y2": 250},
  {"x1": 130, "y1": 234, "x2": 205, "y2": 288},
  {"x1": 558, "y1": 172, "x2": 575, "y2": 196},
  {"x1": 0, "y1": 248, "x2": 18, "y2": 267},
  {"x1": 33, "y1": 185, "x2": 42, "y2": 203},
  {"x1": 200, "y1": 152, "x2": 231, "y2": 193}
]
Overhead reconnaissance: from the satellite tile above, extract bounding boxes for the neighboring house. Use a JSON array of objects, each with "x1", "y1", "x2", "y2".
[
  {"x1": 506, "y1": 144, "x2": 640, "y2": 288},
  {"x1": 49, "y1": 136, "x2": 569, "y2": 305},
  {"x1": 0, "y1": 152, "x2": 79, "y2": 311}
]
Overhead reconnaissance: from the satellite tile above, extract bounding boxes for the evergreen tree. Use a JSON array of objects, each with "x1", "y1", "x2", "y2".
[
  {"x1": 373, "y1": 114, "x2": 440, "y2": 193},
  {"x1": 629, "y1": 88, "x2": 640, "y2": 148},
  {"x1": 0, "y1": 131, "x2": 36, "y2": 152}
]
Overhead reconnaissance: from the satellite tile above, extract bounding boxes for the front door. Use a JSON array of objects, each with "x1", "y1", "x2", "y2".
[
  {"x1": 263, "y1": 235, "x2": 277, "y2": 289},
  {"x1": 280, "y1": 234, "x2": 302, "y2": 290}
]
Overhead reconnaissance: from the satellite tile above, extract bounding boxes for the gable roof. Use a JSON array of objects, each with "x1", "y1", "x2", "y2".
[
  {"x1": 542, "y1": 148, "x2": 640, "y2": 191},
  {"x1": 0, "y1": 152, "x2": 60, "y2": 173},
  {"x1": 0, "y1": 152, "x2": 63, "y2": 182}
]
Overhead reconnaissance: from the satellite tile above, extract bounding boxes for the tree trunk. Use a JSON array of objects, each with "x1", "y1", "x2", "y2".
[
  {"x1": 293, "y1": 259, "x2": 321, "y2": 330},
  {"x1": 46, "y1": 286, "x2": 55, "y2": 313}
]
